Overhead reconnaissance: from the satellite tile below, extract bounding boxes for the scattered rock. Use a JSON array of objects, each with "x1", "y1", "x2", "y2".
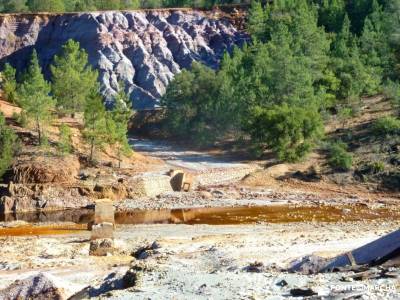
[
  {"x1": 122, "y1": 261, "x2": 151, "y2": 288},
  {"x1": 290, "y1": 288, "x2": 317, "y2": 297},
  {"x1": 276, "y1": 279, "x2": 288, "y2": 287},
  {"x1": 243, "y1": 261, "x2": 266, "y2": 273},
  {"x1": 69, "y1": 267, "x2": 142, "y2": 299},
  {"x1": 288, "y1": 255, "x2": 330, "y2": 274},
  {"x1": 199, "y1": 191, "x2": 213, "y2": 200},
  {"x1": 0, "y1": 273, "x2": 66, "y2": 300},
  {"x1": 133, "y1": 241, "x2": 162, "y2": 260},
  {"x1": 89, "y1": 238, "x2": 114, "y2": 256}
]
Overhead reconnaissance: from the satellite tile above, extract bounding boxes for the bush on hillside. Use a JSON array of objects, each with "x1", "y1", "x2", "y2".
[
  {"x1": 0, "y1": 113, "x2": 19, "y2": 179},
  {"x1": 383, "y1": 80, "x2": 400, "y2": 112},
  {"x1": 246, "y1": 105, "x2": 324, "y2": 162},
  {"x1": 328, "y1": 141, "x2": 353, "y2": 171},
  {"x1": 372, "y1": 116, "x2": 400, "y2": 137}
]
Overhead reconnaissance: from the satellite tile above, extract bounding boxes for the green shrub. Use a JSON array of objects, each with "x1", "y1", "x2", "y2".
[
  {"x1": 0, "y1": 113, "x2": 18, "y2": 179},
  {"x1": 367, "y1": 161, "x2": 385, "y2": 174},
  {"x1": 383, "y1": 80, "x2": 400, "y2": 111},
  {"x1": 12, "y1": 111, "x2": 28, "y2": 128},
  {"x1": 246, "y1": 105, "x2": 324, "y2": 162},
  {"x1": 372, "y1": 116, "x2": 400, "y2": 136},
  {"x1": 328, "y1": 141, "x2": 353, "y2": 171}
]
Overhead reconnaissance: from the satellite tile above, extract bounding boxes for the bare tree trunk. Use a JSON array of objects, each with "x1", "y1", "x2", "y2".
[
  {"x1": 90, "y1": 138, "x2": 94, "y2": 163},
  {"x1": 36, "y1": 117, "x2": 41, "y2": 145},
  {"x1": 118, "y1": 147, "x2": 121, "y2": 169}
]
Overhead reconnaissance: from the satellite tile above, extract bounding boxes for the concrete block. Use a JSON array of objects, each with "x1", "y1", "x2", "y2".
[
  {"x1": 168, "y1": 170, "x2": 194, "y2": 192},
  {"x1": 91, "y1": 222, "x2": 114, "y2": 240},
  {"x1": 94, "y1": 199, "x2": 115, "y2": 225},
  {"x1": 127, "y1": 174, "x2": 172, "y2": 198}
]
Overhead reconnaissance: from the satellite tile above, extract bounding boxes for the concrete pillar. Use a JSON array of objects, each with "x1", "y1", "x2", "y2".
[
  {"x1": 94, "y1": 199, "x2": 115, "y2": 225},
  {"x1": 90, "y1": 199, "x2": 115, "y2": 256}
]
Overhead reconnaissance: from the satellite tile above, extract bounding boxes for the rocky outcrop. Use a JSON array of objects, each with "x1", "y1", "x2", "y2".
[
  {"x1": 0, "y1": 10, "x2": 248, "y2": 109},
  {"x1": 0, "y1": 183, "x2": 94, "y2": 213},
  {"x1": 11, "y1": 154, "x2": 80, "y2": 184}
]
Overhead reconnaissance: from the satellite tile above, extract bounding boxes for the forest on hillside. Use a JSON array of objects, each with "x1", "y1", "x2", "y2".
[
  {"x1": 161, "y1": 0, "x2": 400, "y2": 166},
  {"x1": 1, "y1": 0, "x2": 400, "y2": 180},
  {"x1": 0, "y1": 0, "x2": 246, "y2": 12}
]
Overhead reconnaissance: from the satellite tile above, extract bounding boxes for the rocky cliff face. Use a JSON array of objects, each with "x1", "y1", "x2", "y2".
[{"x1": 0, "y1": 10, "x2": 247, "y2": 109}]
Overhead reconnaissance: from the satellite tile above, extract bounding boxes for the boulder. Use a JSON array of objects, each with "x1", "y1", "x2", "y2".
[
  {"x1": 0, "y1": 196, "x2": 15, "y2": 214},
  {"x1": 0, "y1": 273, "x2": 66, "y2": 300}
]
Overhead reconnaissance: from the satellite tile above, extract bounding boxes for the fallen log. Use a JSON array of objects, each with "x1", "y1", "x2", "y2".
[{"x1": 321, "y1": 229, "x2": 400, "y2": 272}]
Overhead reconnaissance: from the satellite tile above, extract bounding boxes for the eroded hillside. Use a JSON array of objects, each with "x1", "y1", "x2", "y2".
[{"x1": 0, "y1": 8, "x2": 248, "y2": 109}]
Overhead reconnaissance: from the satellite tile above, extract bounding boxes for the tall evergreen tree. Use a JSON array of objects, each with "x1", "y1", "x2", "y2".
[
  {"x1": 162, "y1": 62, "x2": 229, "y2": 144},
  {"x1": 360, "y1": 0, "x2": 392, "y2": 78},
  {"x1": 19, "y1": 50, "x2": 56, "y2": 145},
  {"x1": 83, "y1": 90, "x2": 107, "y2": 163},
  {"x1": 107, "y1": 82, "x2": 134, "y2": 168},
  {"x1": 318, "y1": 0, "x2": 346, "y2": 32},
  {"x1": 51, "y1": 39, "x2": 98, "y2": 115},
  {"x1": 330, "y1": 14, "x2": 380, "y2": 100},
  {"x1": 248, "y1": 0, "x2": 266, "y2": 41}
]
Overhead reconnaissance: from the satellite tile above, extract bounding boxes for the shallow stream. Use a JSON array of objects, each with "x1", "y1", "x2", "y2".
[{"x1": 1, "y1": 204, "x2": 399, "y2": 236}]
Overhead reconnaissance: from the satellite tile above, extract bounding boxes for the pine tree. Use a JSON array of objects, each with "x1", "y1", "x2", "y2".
[
  {"x1": 248, "y1": 0, "x2": 266, "y2": 41},
  {"x1": 107, "y1": 82, "x2": 134, "y2": 168},
  {"x1": 1, "y1": 63, "x2": 18, "y2": 104},
  {"x1": 359, "y1": 0, "x2": 391, "y2": 78},
  {"x1": 83, "y1": 90, "x2": 107, "y2": 163},
  {"x1": 51, "y1": 39, "x2": 99, "y2": 115},
  {"x1": 0, "y1": 113, "x2": 18, "y2": 178},
  {"x1": 386, "y1": 0, "x2": 400, "y2": 79},
  {"x1": 19, "y1": 50, "x2": 56, "y2": 145},
  {"x1": 318, "y1": 0, "x2": 346, "y2": 33},
  {"x1": 330, "y1": 14, "x2": 380, "y2": 100}
]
